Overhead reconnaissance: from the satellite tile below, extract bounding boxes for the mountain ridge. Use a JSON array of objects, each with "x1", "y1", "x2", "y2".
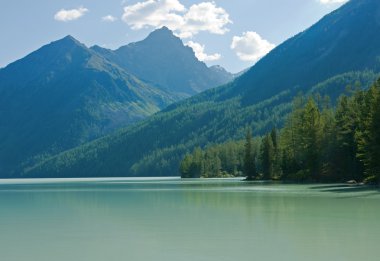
[
  {"x1": 0, "y1": 34, "x2": 195, "y2": 176},
  {"x1": 229, "y1": 0, "x2": 380, "y2": 105},
  {"x1": 7, "y1": 0, "x2": 380, "y2": 178},
  {"x1": 91, "y1": 27, "x2": 234, "y2": 96},
  {"x1": 0, "y1": 28, "x2": 234, "y2": 177}
]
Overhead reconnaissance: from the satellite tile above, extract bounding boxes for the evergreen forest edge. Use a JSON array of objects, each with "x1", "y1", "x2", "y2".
[{"x1": 180, "y1": 78, "x2": 380, "y2": 184}]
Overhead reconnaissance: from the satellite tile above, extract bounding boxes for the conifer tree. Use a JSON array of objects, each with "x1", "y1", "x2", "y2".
[
  {"x1": 301, "y1": 98, "x2": 322, "y2": 180},
  {"x1": 244, "y1": 129, "x2": 256, "y2": 180},
  {"x1": 180, "y1": 154, "x2": 193, "y2": 178},
  {"x1": 261, "y1": 134, "x2": 275, "y2": 180},
  {"x1": 270, "y1": 128, "x2": 282, "y2": 178},
  {"x1": 334, "y1": 95, "x2": 362, "y2": 181},
  {"x1": 369, "y1": 88, "x2": 380, "y2": 182},
  {"x1": 358, "y1": 79, "x2": 380, "y2": 182}
]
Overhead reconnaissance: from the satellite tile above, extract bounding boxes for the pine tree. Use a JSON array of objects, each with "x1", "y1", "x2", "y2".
[
  {"x1": 369, "y1": 88, "x2": 380, "y2": 182},
  {"x1": 244, "y1": 129, "x2": 256, "y2": 180},
  {"x1": 334, "y1": 95, "x2": 362, "y2": 181},
  {"x1": 261, "y1": 134, "x2": 275, "y2": 180},
  {"x1": 355, "y1": 84, "x2": 378, "y2": 181},
  {"x1": 280, "y1": 95, "x2": 305, "y2": 177},
  {"x1": 301, "y1": 98, "x2": 323, "y2": 180},
  {"x1": 270, "y1": 128, "x2": 282, "y2": 178},
  {"x1": 185, "y1": 147, "x2": 203, "y2": 178},
  {"x1": 203, "y1": 149, "x2": 222, "y2": 178},
  {"x1": 180, "y1": 154, "x2": 193, "y2": 178},
  {"x1": 357, "y1": 79, "x2": 380, "y2": 182}
]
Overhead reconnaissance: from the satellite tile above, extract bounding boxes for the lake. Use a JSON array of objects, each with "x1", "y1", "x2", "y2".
[{"x1": 0, "y1": 178, "x2": 379, "y2": 261}]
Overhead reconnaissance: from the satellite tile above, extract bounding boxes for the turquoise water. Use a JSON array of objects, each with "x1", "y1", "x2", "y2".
[{"x1": 0, "y1": 178, "x2": 379, "y2": 261}]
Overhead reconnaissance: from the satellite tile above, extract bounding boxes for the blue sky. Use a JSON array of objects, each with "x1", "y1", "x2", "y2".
[{"x1": 0, "y1": 0, "x2": 347, "y2": 73}]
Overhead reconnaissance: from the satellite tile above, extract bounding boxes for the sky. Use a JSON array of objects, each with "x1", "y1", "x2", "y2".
[{"x1": 0, "y1": 0, "x2": 348, "y2": 73}]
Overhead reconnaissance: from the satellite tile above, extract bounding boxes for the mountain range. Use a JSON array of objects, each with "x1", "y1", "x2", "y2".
[
  {"x1": 3, "y1": 0, "x2": 380, "y2": 178},
  {"x1": 91, "y1": 27, "x2": 234, "y2": 96},
  {"x1": 0, "y1": 28, "x2": 233, "y2": 177}
]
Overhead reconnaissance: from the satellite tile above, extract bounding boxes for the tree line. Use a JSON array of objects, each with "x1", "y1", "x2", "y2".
[{"x1": 180, "y1": 79, "x2": 380, "y2": 184}]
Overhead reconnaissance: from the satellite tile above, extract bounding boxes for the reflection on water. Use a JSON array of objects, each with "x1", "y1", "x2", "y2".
[{"x1": 0, "y1": 178, "x2": 379, "y2": 261}]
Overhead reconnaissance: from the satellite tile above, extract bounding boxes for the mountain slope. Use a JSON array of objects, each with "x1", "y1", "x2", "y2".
[
  {"x1": 91, "y1": 27, "x2": 234, "y2": 96},
  {"x1": 228, "y1": 0, "x2": 380, "y2": 104},
  {"x1": 21, "y1": 0, "x2": 380, "y2": 178},
  {"x1": 0, "y1": 36, "x2": 180, "y2": 176}
]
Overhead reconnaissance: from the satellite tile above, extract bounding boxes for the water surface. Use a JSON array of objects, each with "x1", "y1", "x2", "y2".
[{"x1": 0, "y1": 178, "x2": 379, "y2": 261}]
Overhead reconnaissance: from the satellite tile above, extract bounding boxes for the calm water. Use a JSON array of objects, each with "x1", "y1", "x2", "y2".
[{"x1": 0, "y1": 178, "x2": 379, "y2": 261}]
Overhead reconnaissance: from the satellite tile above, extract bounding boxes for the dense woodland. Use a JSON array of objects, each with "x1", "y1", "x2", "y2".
[
  {"x1": 23, "y1": 72, "x2": 378, "y2": 178},
  {"x1": 180, "y1": 79, "x2": 380, "y2": 184}
]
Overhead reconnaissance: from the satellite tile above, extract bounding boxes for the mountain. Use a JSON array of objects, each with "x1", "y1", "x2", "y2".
[
  {"x1": 0, "y1": 28, "x2": 233, "y2": 177},
  {"x1": 17, "y1": 0, "x2": 380, "y2": 178},
  {"x1": 91, "y1": 27, "x2": 234, "y2": 96},
  {"x1": 210, "y1": 65, "x2": 236, "y2": 83},
  {"x1": 0, "y1": 35, "x2": 182, "y2": 176},
  {"x1": 230, "y1": 0, "x2": 380, "y2": 104}
]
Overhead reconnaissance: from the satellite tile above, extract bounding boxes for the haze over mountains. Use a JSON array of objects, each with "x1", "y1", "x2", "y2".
[
  {"x1": 92, "y1": 27, "x2": 234, "y2": 96},
  {"x1": 0, "y1": 28, "x2": 233, "y2": 176}
]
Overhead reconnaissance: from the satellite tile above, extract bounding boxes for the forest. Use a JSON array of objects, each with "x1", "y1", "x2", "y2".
[
  {"x1": 24, "y1": 71, "x2": 379, "y2": 178},
  {"x1": 180, "y1": 78, "x2": 380, "y2": 184}
]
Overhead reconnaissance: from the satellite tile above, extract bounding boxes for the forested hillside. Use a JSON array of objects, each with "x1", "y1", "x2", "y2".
[
  {"x1": 0, "y1": 28, "x2": 233, "y2": 177},
  {"x1": 24, "y1": 71, "x2": 377, "y2": 178},
  {"x1": 15, "y1": 0, "x2": 380, "y2": 178},
  {"x1": 0, "y1": 36, "x2": 183, "y2": 176},
  {"x1": 181, "y1": 78, "x2": 380, "y2": 184}
]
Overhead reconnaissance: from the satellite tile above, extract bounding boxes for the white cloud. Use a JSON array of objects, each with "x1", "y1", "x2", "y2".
[
  {"x1": 102, "y1": 15, "x2": 118, "y2": 22},
  {"x1": 54, "y1": 7, "x2": 89, "y2": 22},
  {"x1": 180, "y1": 2, "x2": 231, "y2": 38},
  {"x1": 231, "y1": 31, "x2": 275, "y2": 62},
  {"x1": 186, "y1": 41, "x2": 221, "y2": 62},
  {"x1": 122, "y1": 0, "x2": 232, "y2": 38},
  {"x1": 122, "y1": 0, "x2": 185, "y2": 30},
  {"x1": 319, "y1": 0, "x2": 348, "y2": 4}
]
